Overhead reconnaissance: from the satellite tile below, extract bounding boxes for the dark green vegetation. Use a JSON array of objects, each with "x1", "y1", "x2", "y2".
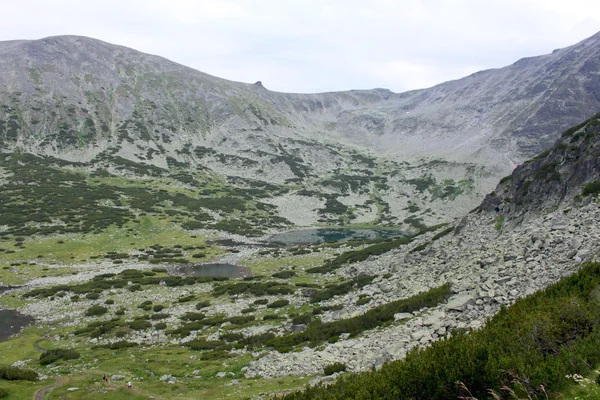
[
  {"x1": 22, "y1": 269, "x2": 228, "y2": 300},
  {"x1": 323, "y1": 363, "x2": 347, "y2": 376},
  {"x1": 309, "y1": 276, "x2": 375, "y2": 303},
  {"x1": 267, "y1": 284, "x2": 451, "y2": 352},
  {"x1": 282, "y1": 262, "x2": 600, "y2": 400},
  {"x1": 307, "y1": 237, "x2": 412, "y2": 274},
  {"x1": 0, "y1": 365, "x2": 38, "y2": 381},
  {"x1": 0, "y1": 152, "x2": 291, "y2": 239},
  {"x1": 39, "y1": 348, "x2": 80, "y2": 365},
  {"x1": 582, "y1": 180, "x2": 600, "y2": 196}
]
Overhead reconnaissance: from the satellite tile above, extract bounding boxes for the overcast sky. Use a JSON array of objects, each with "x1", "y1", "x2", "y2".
[{"x1": 2, "y1": 0, "x2": 600, "y2": 93}]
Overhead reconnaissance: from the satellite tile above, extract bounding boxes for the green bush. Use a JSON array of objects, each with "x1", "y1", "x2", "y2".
[
  {"x1": 153, "y1": 304, "x2": 165, "y2": 312},
  {"x1": 154, "y1": 322, "x2": 167, "y2": 330},
  {"x1": 0, "y1": 365, "x2": 38, "y2": 381},
  {"x1": 129, "y1": 320, "x2": 152, "y2": 330},
  {"x1": 86, "y1": 292, "x2": 100, "y2": 300},
  {"x1": 150, "y1": 313, "x2": 169, "y2": 320},
  {"x1": 267, "y1": 299, "x2": 290, "y2": 308},
  {"x1": 292, "y1": 315, "x2": 312, "y2": 325},
  {"x1": 356, "y1": 297, "x2": 371, "y2": 306},
  {"x1": 253, "y1": 299, "x2": 269, "y2": 305},
  {"x1": 0, "y1": 388, "x2": 8, "y2": 398},
  {"x1": 310, "y1": 276, "x2": 375, "y2": 303},
  {"x1": 185, "y1": 339, "x2": 226, "y2": 350},
  {"x1": 273, "y1": 270, "x2": 296, "y2": 279},
  {"x1": 228, "y1": 315, "x2": 255, "y2": 325},
  {"x1": 85, "y1": 305, "x2": 108, "y2": 316},
  {"x1": 221, "y1": 332, "x2": 244, "y2": 342},
  {"x1": 104, "y1": 299, "x2": 115, "y2": 305},
  {"x1": 92, "y1": 341, "x2": 137, "y2": 350},
  {"x1": 39, "y1": 349, "x2": 80, "y2": 365},
  {"x1": 195, "y1": 300, "x2": 210, "y2": 309},
  {"x1": 582, "y1": 180, "x2": 600, "y2": 196},
  {"x1": 323, "y1": 362, "x2": 346, "y2": 375}
]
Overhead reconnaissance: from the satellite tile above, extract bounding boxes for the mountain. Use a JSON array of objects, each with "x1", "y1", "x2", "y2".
[
  {"x1": 2, "y1": 33, "x2": 600, "y2": 400},
  {"x1": 0, "y1": 33, "x2": 599, "y2": 230}
]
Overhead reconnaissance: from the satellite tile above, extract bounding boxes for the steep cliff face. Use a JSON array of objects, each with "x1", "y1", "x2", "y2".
[{"x1": 479, "y1": 112, "x2": 600, "y2": 216}]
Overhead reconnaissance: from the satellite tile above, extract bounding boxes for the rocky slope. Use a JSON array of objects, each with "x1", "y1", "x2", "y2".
[
  {"x1": 244, "y1": 113, "x2": 600, "y2": 379},
  {"x1": 1, "y1": 33, "x2": 600, "y2": 227}
]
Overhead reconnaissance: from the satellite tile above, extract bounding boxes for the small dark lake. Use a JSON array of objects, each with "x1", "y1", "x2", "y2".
[
  {"x1": 269, "y1": 228, "x2": 408, "y2": 246},
  {"x1": 171, "y1": 263, "x2": 250, "y2": 278},
  {"x1": 0, "y1": 310, "x2": 34, "y2": 342}
]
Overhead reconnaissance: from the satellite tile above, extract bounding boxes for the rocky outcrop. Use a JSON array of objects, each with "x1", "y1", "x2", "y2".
[{"x1": 479, "y1": 112, "x2": 600, "y2": 216}]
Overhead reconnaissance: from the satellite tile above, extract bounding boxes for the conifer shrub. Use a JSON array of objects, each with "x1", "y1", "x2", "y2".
[
  {"x1": 128, "y1": 320, "x2": 151, "y2": 330},
  {"x1": 267, "y1": 299, "x2": 290, "y2": 308},
  {"x1": 323, "y1": 362, "x2": 346, "y2": 375},
  {"x1": 39, "y1": 349, "x2": 80, "y2": 365},
  {"x1": 272, "y1": 270, "x2": 296, "y2": 279},
  {"x1": 0, "y1": 365, "x2": 38, "y2": 381},
  {"x1": 85, "y1": 305, "x2": 108, "y2": 316},
  {"x1": 582, "y1": 180, "x2": 600, "y2": 196},
  {"x1": 195, "y1": 300, "x2": 210, "y2": 309}
]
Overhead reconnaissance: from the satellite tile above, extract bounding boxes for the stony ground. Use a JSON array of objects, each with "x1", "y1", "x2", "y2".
[{"x1": 245, "y1": 199, "x2": 600, "y2": 379}]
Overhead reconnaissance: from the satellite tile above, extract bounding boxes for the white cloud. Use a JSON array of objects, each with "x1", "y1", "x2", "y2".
[{"x1": 2, "y1": 0, "x2": 600, "y2": 93}]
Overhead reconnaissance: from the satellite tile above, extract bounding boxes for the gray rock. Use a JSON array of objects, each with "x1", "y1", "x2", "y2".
[
  {"x1": 446, "y1": 295, "x2": 476, "y2": 311},
  {"x1": 393, "y1": 312, "x2": 413, "y2": 322}
]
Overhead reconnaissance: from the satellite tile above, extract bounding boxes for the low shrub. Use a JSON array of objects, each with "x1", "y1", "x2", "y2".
[
  {"x1": 195, "y1": 300, "x2": 211, "y2": 309},
  {"x1": 153, "y1": 304, "x2": 165, "y2": 312},
  {"x1": 186, "y1": 339, "x2": 226, "y2": 350},
  {"x1": 0, "y1": 388, "x2": 7, "y2": 398},
  {"x1": 267, "y1": 299, "x2": 290, "y2": 308},
  {"x1": 221, "y1": 332, "x2": 244, "y2": 342},
  {"x1": 85, "y1": 305, "x2": 108, "y2": 316},
  {"x1": 39, "y1": 349, "x2": 80, "y2": 365},
  {"x1": 228, "y1": 315, "x2": 255, "y2": 325},
  {"x1": 129, "y1": 320, "x2": 152, "y2": 330},
  {"x1": 154, "y1": 322, "x2": 167, "y2": 330},
  {"x1": 272, "y1": 270, "x2": 296, "y2": 279},
  {"x1": 92, "y1": 341, "x2": 137, "y2": 350},
  {"x1": 582, "y1": 180, "x2": 600, "y2": 196},
  {"x1": 356, "y1": 297, "x2": 371, "y2": 306},
  {"x1": 0, "y1": 365, "x2": 38, "y2": 381},
  {"x1": 292, "y1": 315, "x2": 312, "y2": 325},
  {"x1": 323, "y1": 362, "x2": 346, "y2": 375}
]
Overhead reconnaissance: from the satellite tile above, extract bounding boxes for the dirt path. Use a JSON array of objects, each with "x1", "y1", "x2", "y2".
[
  {"x1": 35, "y1": 376, "x2": 63, "y2": 400},
  {"x1": 33, "y1": 339, "x2": 47, "y2": 353}
]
